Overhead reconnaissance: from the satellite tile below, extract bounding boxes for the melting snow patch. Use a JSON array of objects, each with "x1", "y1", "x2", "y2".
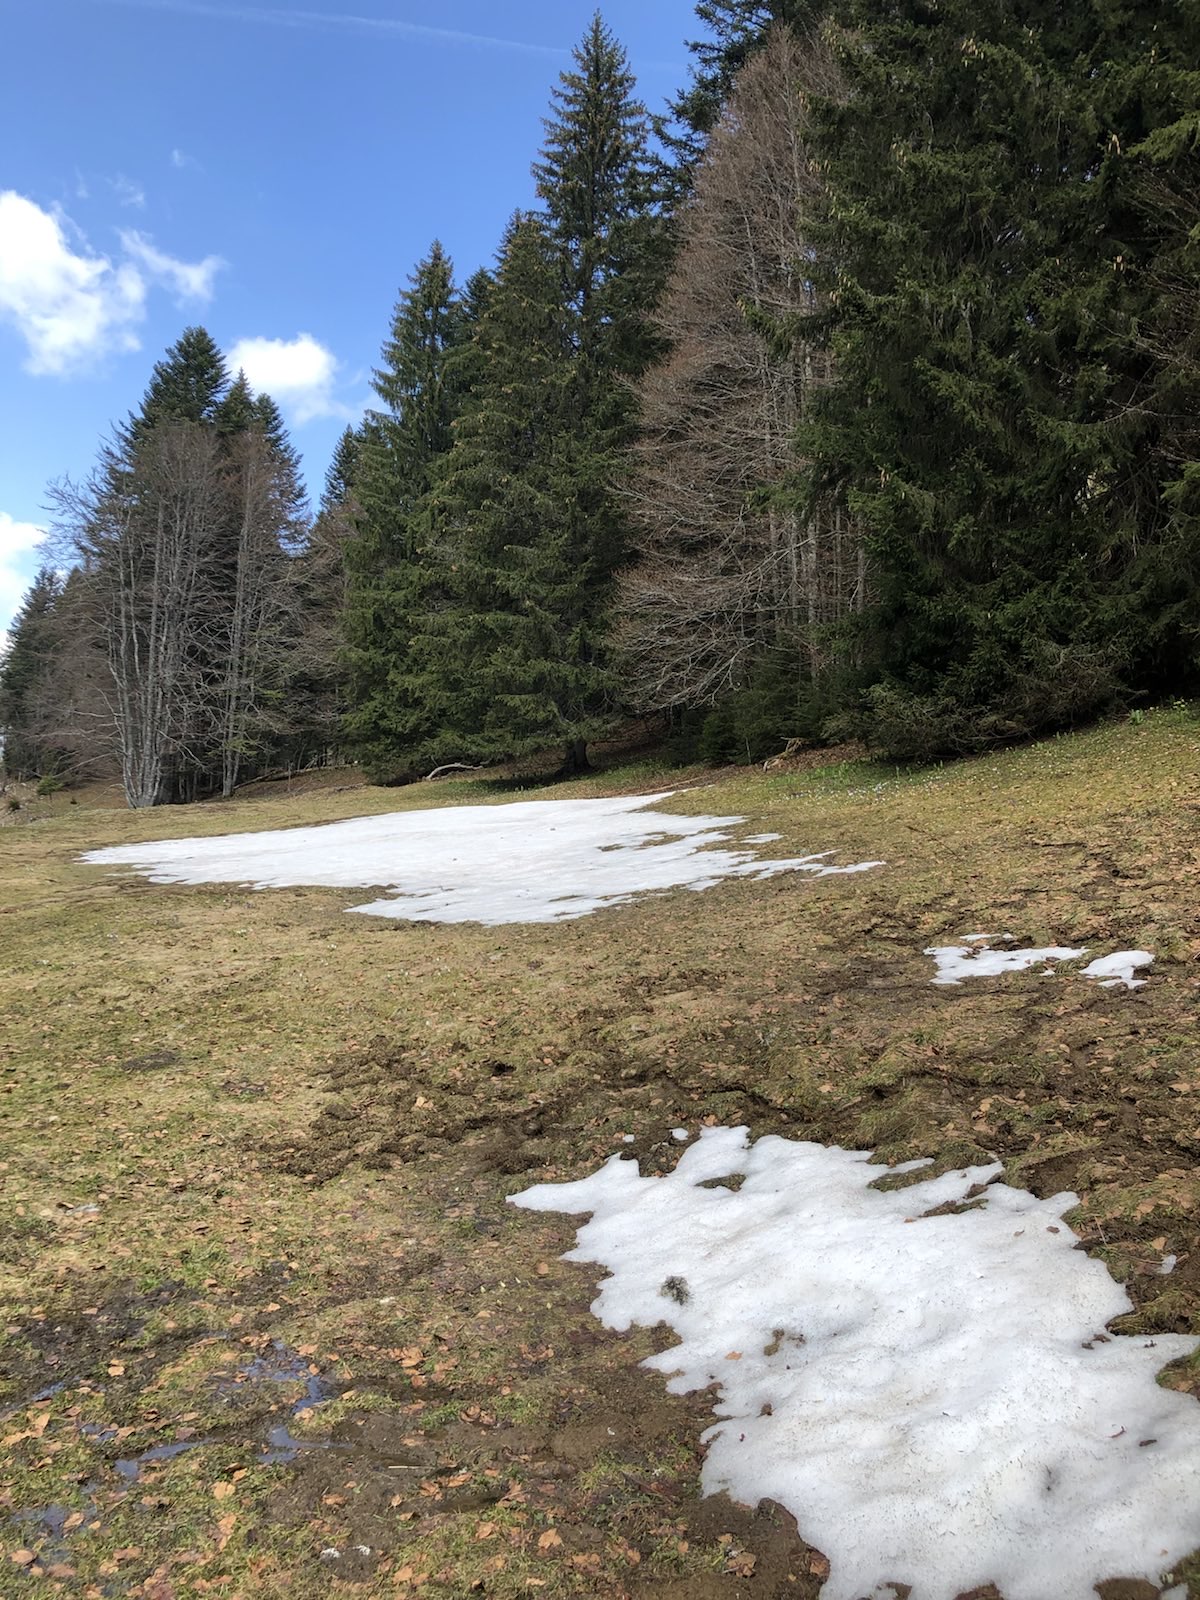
[
  {"x1": 926, "y1": 942, "x2": 1086, "y2": 985},
  {"x1": 1081, "y1": 951, "x2": 1154, "y2": 990},
  {"x1": 927, "y1": 939, "x2": 1154, "y2": 990},
  {"x1": 82, "y1": 794, "x2": 883, "y2": 925},
  {"x1": 510, "y1": 1127, "x2": 1200, "y2": 1600}
]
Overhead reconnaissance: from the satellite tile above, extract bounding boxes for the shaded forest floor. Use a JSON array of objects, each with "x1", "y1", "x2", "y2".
[{"x1": 3, "y1": 710, "x2": 1200, "y2": 1599}]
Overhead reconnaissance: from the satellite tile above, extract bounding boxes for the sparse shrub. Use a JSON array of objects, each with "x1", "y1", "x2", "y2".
[
  {"x1": 848, "y1": 642, "x2": 1124, "y2": 761},
  {"x1": 667, "y1": 657, "x2": 849, "y2": 767},
  {"x1": 35, "y1": 773, "x2": 65, "y2": 796}
]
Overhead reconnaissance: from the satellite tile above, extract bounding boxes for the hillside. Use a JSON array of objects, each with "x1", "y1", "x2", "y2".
[{"x1": 3, "y1": 711, "x2": 1200, "y2": 1598}]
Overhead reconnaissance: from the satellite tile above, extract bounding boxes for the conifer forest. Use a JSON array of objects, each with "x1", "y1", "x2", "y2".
[{"x1": 6, "y1": 2, "x2": 1200, "y2": 802}]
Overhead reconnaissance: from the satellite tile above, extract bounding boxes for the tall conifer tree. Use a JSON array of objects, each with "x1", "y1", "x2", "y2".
[
  {"x1": 0, "y1": 567, "x2": 64, "y2": 780},
  {"x1": 801, "y1": 0, "x2": 1173, "y2": 755},
  {"x1": 322, "y1": 427, "x2": 361, "y2": 515},
  {"x1": 422, "y1": 213, "x2": 616, "y2": 768},
  {"x1": 343, "y1": 242, "x2": 469, "y2": 780},
  {"x1": 417, "y1": 17, "x2": 664, "y2": 775},
  {"x1": 534, "y1": 12, "x2": 665, "y2": 402},
  {"x1": 56, "y1": 329, "x2": 307, "y2": 802}
]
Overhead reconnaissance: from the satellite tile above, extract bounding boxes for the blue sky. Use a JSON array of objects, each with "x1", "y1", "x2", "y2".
[{"x1": 0, "y1": 0, "x2": 698, "y2": 634}]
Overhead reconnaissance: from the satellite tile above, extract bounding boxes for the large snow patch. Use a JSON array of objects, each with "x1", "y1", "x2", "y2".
[
  {"x1": 82, "y1": 793, "x2": 883, "y2": 925},
  {"x1": 511, "y1": 1127, "x2": 1200, "y2": 1600}
]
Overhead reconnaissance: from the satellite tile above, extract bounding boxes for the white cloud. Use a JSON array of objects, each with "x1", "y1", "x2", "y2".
[
  {"x1": 170, "y1": 147, "x2": 198, "y2": 170},
  {"x1": 120, "y1": 230, "x2": 223, "y2": 301},
  {"x1": 110, "y1": 173, "x2": 146, "y2": 209},
  {"x1": 0, "y1": 192, "x2": 145, "y2": 375},
  {"x1": 0, "y1": 513, "x2": 49, "y2": 645},
  {"x1": 0, "y1": 191, "x2": 224, "y2": 376},
  {"x1": 226, "y1": 332, "x2": 356, "y2": 424}
]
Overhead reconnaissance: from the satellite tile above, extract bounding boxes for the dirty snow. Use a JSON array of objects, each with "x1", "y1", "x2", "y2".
[
  {"x1": 511, "y1": 1127, "x2": 1200, "y2": 1600},
  {"x1": 1080, "y1": 951, "x2": 1155, "y2": 990},
  {"x1": 927, "y1": 939, "x2": 1154, "y2": 990},
  {"x1": 82, "y1": 794, "x2": 883, "y2": 925},
  {"x1": 926, "y1": 942, "x2": 1087, "y2": 985}
]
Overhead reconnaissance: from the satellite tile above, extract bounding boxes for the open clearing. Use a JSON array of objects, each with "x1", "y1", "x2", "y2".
[{"x1": 4, "y1": 712, "x2": 1200, "y2": 1599}]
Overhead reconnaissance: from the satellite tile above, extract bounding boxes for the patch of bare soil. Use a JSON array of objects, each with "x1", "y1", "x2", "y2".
[{"x1": 267, "y1": 1358, "x2": 822, "y2": 1599}]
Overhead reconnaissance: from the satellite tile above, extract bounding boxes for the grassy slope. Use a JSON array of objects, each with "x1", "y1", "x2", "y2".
[{"x1": 2, "y1": 711, "x2": 1200, "y2": 1599}]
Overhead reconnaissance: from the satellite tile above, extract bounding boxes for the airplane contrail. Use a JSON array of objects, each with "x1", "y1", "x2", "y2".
[{"x1": 84, "y1": 0, "x2": 569, "y2": 57}]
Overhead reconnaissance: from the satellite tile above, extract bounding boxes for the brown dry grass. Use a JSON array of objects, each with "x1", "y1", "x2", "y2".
[{"x1": 2, "y1": 711, "x2": 1200, "y2": 1598}]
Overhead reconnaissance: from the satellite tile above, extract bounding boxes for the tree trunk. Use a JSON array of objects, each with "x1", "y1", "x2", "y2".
[{"x1": 561, "y1": 738, "x2": 590, "y2": 774}]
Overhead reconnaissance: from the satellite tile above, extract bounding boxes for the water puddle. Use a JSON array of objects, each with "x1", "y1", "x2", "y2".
[
  {"x1": 261, "y1": 1423, "x2": 353, "y2": 1465},
  {"x1": 13, "y1": 1502, "x2": 81, "y2": 1539},
  {"x1": 1, "y1": 1381, "x2": 66, "y2": 1422},
  {"x1": 109, "y1": 1342, "x2": 342, "y2": 1480},
  {"x1": 8, "y1": 1333, "x2": 350, "y2": 1561},
  {"x1": 115, "y1": 1438, "x2": 215, "y2": 1480},
  {"x1": 212, "y1": 1340, "x2": 338, "y2": 1411}
]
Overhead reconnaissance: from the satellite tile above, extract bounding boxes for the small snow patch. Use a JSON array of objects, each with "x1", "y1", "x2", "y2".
[
  {"x1": 671, "y1": 1128, "x2": 690, "y2": 1142},
  {"x1": 927, "y1": 939, "x2": 1154, "y2": 990},
  {"x1": 1080, "y1": 951, "x2": 1154, "y2": 990},
  {"x1": 926, "y1": 942, "x2": 1086, "y2": 985},
  {"x1": 510, "y1": 1127, "x2": 1200, "y2": 1600},
  {"x1": 82, "y1": 794, "x2": 883, "y2": 926}
]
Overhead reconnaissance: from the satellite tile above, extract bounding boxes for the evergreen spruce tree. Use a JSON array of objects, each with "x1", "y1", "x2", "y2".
[
  {"x1": 413, "y1": 18, "x2": 666, "y2": 775},
  {"x1": 800, "y1": 0, "x2": 1176, "y2": 756},
  {"x1": 214, "y1": 368, "x2": 257, "y2": 436},
  {"x1": 125, "y1": 324, "x2": 229, "y2": 442},
  {"x1": 56, "y1": 329, "x2": 314, "y2": 803},
  {"x1": 534, "y1": 12, "x2": 666, "y2": 398},
  {"x1": 0, "y1": 566, "x2": 64, "y2": 780},
  {"x1": 281, "y1": 428, "x2": 360, "y2": 771},
  {"x1": 343, "y1": 242, "x2": 470, "y2": 780},
  {"x1": 423, "y1": 212, "x2": 618, "y2": 769},
  {"x1": 212, "y1": 385, "x2": 308, "y2": 795},
  {"x1": 322, "y1": 426, "x2": 361, "y2": 514},
  {"x1": 250, "y1": 393, "x2": 302, "y2": 486},
  {"x1": 1116, "y1": 16, "x2": 1200, "y2": 691},
  {"x1": 61, "y1": 328, "x2": 234, "y2": 803}
]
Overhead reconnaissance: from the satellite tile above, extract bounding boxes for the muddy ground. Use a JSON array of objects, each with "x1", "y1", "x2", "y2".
[{"x1": 2, "y1": 714, "x2": 1200, "y2": 1598}]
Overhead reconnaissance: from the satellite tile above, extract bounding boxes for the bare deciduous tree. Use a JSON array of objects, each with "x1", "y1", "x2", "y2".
[
  {"x1": 51, "y1": 416, "x2": 305, "y2": 806},
  {"x1": 55, "y1": 424, "x2": 228, "y2": 806},
  {"x1": 619, "y1": 26, "x2": 864, "y2": 713}
]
